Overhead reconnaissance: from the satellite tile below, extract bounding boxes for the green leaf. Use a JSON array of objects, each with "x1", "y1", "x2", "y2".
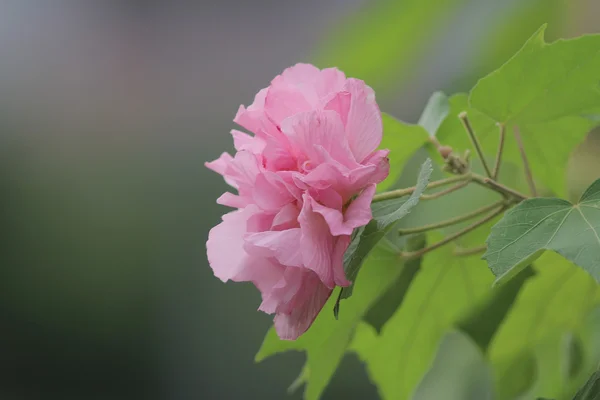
[
  {"x1": 417, "y1": 92, "x2": 450, "y2": 138},
  {"x1": 488, "y1": 252, "x2": 600, "y2": 400},
  {"x1": 378, "y1": 113, "x2": 430, "y2": 191},
  {"x1": 364, "y1": 249, "x2": 422, "y2": 333},
  {"x1": 255, "y1": 243, "x2": 407, "y2": 400},
  {"x1": 351, "y1": 245, "x2": 493, "y2": 400},
  {"x1": 340, "y1": 159, "x2": 432, "y2": 300},
  {"x1": 469, "y1": 26, "x2": 600, "y2": 195},
  {"x1": 411, "y1": 331, "x2": 495, "y2": 400},
  {"x1": 458, "y1": 265, "x2": 536, "y2": 352},
  {"x1": 484, "y1": 178, "x2": 600, "y2": 284},
  {"x1": 470, "y1": 25, "x2": 600, "y2": 126}
]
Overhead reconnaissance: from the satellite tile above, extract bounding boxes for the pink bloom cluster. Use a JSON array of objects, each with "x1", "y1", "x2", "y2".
[{"x1": 206, "y1": 64, "x2": 389, "y2": 340}]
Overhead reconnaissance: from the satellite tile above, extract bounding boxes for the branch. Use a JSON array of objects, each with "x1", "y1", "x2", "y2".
[
  {"x1": 372, "y1": 174, "x2": 470, "y2": 203},
  {"x1": 420, "y1": 181, "x2": 469, "y2": 200},
  {"x1": 400, "y1": 205, "x2": 506, "y2": 259},
  {"x1": 459, "y1": 111, "x2": 493, "y2": 178},
  {"x1": 471, "y1": 174, "x2": 529, "y2": 202},
  {"x1": 398, "y1": 200, "x2": 505, "y2": 236},
  {"x1": 453, "y1": 245, "x2": 487, "y2": 257}
]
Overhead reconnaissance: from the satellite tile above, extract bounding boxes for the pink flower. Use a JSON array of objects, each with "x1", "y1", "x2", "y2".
[{"x1": 206, "y1": 64, "x2": 389, "y2": 340}]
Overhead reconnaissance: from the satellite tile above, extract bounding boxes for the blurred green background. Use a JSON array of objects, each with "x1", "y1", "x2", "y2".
[{"x1": 0, "y1": 1, "x2": 598, "y2": 399}]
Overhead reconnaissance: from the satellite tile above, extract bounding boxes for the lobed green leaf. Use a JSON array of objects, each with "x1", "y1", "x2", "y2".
[{"x1": 484, "y1": 178, "x2": 600, "y2": 284}]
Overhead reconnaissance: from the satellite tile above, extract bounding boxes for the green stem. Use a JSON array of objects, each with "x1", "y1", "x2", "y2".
[
  {"x1": 400, "y1": 205, "x2": 506, "y2": 259},
  {"x1": 459, "y1": 111, "x2": 493, "y2": 179},
  {"x1": 420, "y1": 181, "x2": 469, "y2": 200},
  {"x1": 471, "y1": 174, "x2": 528, "y2": 201},
  {"x1": 453, "y1": 245, "x2": 487, "y2": 256},
  {"x1": 398, "y1": 200, "x2": 505, "y2": 236},
  {"x1": 372, "y1": 174, "x2": 470, "y2": 203}
]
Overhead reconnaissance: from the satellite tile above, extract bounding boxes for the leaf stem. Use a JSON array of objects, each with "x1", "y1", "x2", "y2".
[
  {"x1": 459, "y1": 111, "x2": 493, "y2": 178},
  {"x1": 420, "y1": 181, "x2": 469, "y2": 200},
  {"x1": 492, "y1": 123, "x2": 506, "y2": 180},
  {"x1": 372, "y1": 174, "x2": 470, "y2": 203},
  {"x1": 400, "y1": 205, "x2": 506, "y2": 259},
  {"x1": 453, "y1": 245, "x2": 487, "y2": 257},
  {"x1": 398, "y1": 200, "x2": 505, "y2": 236},
  {"x1": 513, "y1": 125, "x2": 537, "y2": 197}
]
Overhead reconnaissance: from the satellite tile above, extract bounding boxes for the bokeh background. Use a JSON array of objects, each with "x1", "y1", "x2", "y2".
[{"x1": 1, "y1": 1, "x2": 599, "y2": 399}]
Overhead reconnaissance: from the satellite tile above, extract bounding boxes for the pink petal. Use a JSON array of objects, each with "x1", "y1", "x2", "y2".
[
  {"x1": 273, "y1": 270, "x2": 333, "y2": 340},
  {"x1": 298, "y1": 193, "x2": 342, "y2": 288},
  {"x1": 343, "y1": 79, "x2": 383, "y2": 162},
  {"x1": 233, "y1": 88, "x2": 268, "y2": 133},
  {"x1": 278, "y1": 63, "x2": 321, "y2": 85},
  {"x1": 231, "y1": 129, "x2": 265, "y2": 153},
  {"x1": 216, "y1": 192, "x2": 248, "y2": 208},
  {"x1": 272, "y1": 203, "x2": 300, "y2": 231},
  {"x1": 244, "y1": 228, "x2": 303, "y2": 267},
  {"x1": 264, "y1": 85, "x2": 312, "y2": 126},
  {"x1": 316, "y1": 68, "x2": 347, "y2": 98},
  {"x1": 310, "y1": 184, "x2": 376, "y2": 236},
  {"x1": 252, "y1": 172, "x2": 295, "y2": 211},
  {"x1": 205, "y1": 152, "x2": 237, "y2": 188},
  {"x1": 324, "y1": 91, "x2": 351, "y2": 127},
  {"x1": 206, "y1": 206, "x2": 258, "y2": 282},
  {"x1": 281, "y1": 110, "x2": 355, "y2": 168}
]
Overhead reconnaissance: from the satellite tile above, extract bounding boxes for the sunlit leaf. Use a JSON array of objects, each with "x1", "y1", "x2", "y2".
[
  {"x1": 484, "y1": 178, "x2": 600, "y2": 284},
  {"x1": 351, "y1": 246, "x2": 493, "y2": 400}
]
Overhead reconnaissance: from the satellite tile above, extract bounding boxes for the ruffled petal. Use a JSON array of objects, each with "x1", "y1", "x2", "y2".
[
  {"x1": 244, "y1": 228, "x2": 303, "y2": 267},
  {"x1": 281, "y1": 110, "x2": 355, "y2": 168},
  {"x1": 298, "y1": 193, "x2": 351, "y2": 288},
  {"x1": 343, "y1": 79, "x2": 383, "y2": 162},
  {"x1": 206, "y1": 205, "x2": 258, "y2": 282},
  {"x1": 311, "y1": 184, "x2": 376, "y2": 236},
  {"x1": 205, "y1": 152, "x2": 237, "y2": 188},
  {"x1": 273, "y1": 270, "x2": 333, "y2": 340}
]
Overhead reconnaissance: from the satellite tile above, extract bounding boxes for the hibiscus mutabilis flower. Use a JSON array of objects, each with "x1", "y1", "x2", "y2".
[{"x1": 206, "y1": 64, "x2": 389, "y2": 340}]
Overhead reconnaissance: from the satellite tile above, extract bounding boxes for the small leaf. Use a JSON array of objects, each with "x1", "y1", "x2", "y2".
[
  {"x1": 417, "y1": 91, "x2": 449, "y2": 138},
  {"x1": 411, "y1": 331, "x2": 495, "y2": 400},
  {"x1": 484, "y1": 178, "x2": 600, "y2": 284},
  {"x1": 340, "y1": 158, "x2": 432, "y2": 300},
  {"x1": 378, "y1": 113, "x2": 430, "y2": 191}
]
